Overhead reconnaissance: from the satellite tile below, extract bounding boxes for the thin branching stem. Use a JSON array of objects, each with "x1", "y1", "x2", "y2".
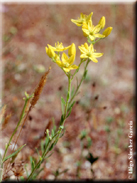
[
  {"x1": 2, "y1": 98, "x2": 29, "y2": 161},
  {"x1": 69, "y1": 59, "x2": 90, "y2": 105}
]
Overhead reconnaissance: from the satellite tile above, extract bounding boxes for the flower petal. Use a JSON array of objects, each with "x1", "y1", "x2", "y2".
[
  {"x1": 62, "y1": 53, "x2": 69, "y2": 64},
  {"x1": 80, "y1": 54, "x2": 88, "y2": 59},
  {"x1": 69, "y1": 65, "x2": 79, "y2": 70},
  {"x1": 63, "y1": 68, "x2": 71, "y2": 72},
  {"x1": 94, "y1": 33, "x2": 105, "y2": 38},
  {"x1": 89, "y1": 35, "x2": 95, "y2": 41},
  {"x1": 56, "y1": 60, "x2": 64, "y2": 67},
  {"x1": 92, "y1": 24, "x2": 101, "y2": 34},
  {"x1": 93, "y1": 53, "x2": 103, "y2": 57},
  {"x1": 79, "y1": 46, "x2": 88, "y2": 54},
  {"x1": 89, "y1": 56, "x2": 98, "y2": 63},
  {"x1": 68, "y1": 54, "x2": 75, "y2": 65}
]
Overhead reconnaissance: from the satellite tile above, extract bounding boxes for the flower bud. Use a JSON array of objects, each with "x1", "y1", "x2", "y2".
[
  {"x1": 45, "y1": 46, "x2": 55, "y2": 58},
  {"x1": 68, "y1": 43, "x2": 76, "y2": 57},
  {"x1": 102, "y1": 27, "x2": 113, "y2": 37},
  {"x1": 99, "y1": 16, "x2": 105, "y2": 29}
]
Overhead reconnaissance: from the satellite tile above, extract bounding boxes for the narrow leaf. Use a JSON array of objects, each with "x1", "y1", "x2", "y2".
[
  {"x1": 45, "y1": 152, "x2": 54, "y2": 159},
  {"x1": 30, "y1": 156, "x2": 34, "y2": 171},
  {"x1": 61, "y1": 97, "x2": 66, "y2": 105},
  {"x1": 61, "y1": 101, "x2": 64, "y2": 114},
  {"x1": 49, "y1": 142, "x2": 54, "y2": 151},
  {"x1": 41, "y1": 141, "x2": 44, "y2": 154},
  {"x1": 67, "y1": 107, "x2": 72, "y2": 118},
  {"x1": 68, "y1": 101, "x2": 76, "y2": 112},
  {"x1": 3, "y1": 144, "x2": 26, "y2": 162},
  {"x1": 51, "y1": 129, "x2": 55, "y2": 138},
  {"x1": 33, "y1": 168, "x2": 44, "y2": 179},
  {"x1": 59, "y1": 114, "x2": 64, "y2": 125},
  {"x1": 45, "y1": 136, "x2": 50, "y2": 147},
  {"x1": 71, "y1": 86, "x2": 75, "y2": 97}
]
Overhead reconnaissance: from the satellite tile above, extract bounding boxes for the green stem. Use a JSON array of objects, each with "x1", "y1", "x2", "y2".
[
  {"x1": 27, "y1": 138, "x2": 51, "y2": 181},
  {"x1": 69, "y1": 59, "x2": 90, "y2": 105},
  {"x1": 71, "y1": 60, "x2": 83, "y2": 80},
  {"x1": 27, "y1": 131, "x2": 60, "y2": 181},
  {"x1": 27, "y1": 60, "x2": 89, "y2": 180},
  {"x1": 27, "y1": 159, "x2": 42, "y2": 181},
  {"x1": 2, "y1": 98, "x2": 29, "y2": 161},
  {"x1": 64, "y1": 75, "x2": 71, "y2": 118},
  {"x1": 60, "y1": 74, "x2": 71, "y2": 126},
  {"x1": 91, "y1": 38, "x2": 102, "y2": 45}
]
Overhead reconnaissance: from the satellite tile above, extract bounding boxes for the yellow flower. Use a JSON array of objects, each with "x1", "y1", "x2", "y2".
[
  {"x1": 45, "y1": 42, "x2": 78, "y2": 72},
  {"x1": 50, "y1": 42, "x2": 70, "y2": 52},
  {"x1": 103, "y1": 27, "x2": 113, "y2": 37},
  {"x1": 78, "y1": 43, "x2": 103, "y2": 63},
  {"x1": 71, "y1": 12, "x2": 93, "y2": 26},
  {"x1": 56, "y1": 52, "x2": 78, "y2": 72},
  {"x1": 82, "y1": 18, "x2": 105, "y2": 41}
]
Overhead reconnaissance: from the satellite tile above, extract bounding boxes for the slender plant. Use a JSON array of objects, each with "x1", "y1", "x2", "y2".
[{"x1": 0, "y1": 12, "x2": 112, "y2": 181}]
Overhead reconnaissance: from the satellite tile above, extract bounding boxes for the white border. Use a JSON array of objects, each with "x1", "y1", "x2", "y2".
[
  {"x1": 0, "y1": 3, "x2": 2, "y2": 109},
  {"x1": 0, "y1": 0, "x2": 136, "y2": 3}
]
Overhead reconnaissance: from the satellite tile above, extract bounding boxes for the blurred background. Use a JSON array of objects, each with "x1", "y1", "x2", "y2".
[{"x1": 1, "y1": 2, "x2": 135, "y2": 180}]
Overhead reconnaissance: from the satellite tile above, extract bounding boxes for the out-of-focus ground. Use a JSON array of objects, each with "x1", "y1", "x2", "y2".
[{"x1": 1, "y1": 3, "x2": 135, "y2": 180}]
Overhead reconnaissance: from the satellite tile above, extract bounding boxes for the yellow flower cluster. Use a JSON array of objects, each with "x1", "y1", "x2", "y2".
[
  {"x1": 45, "y1": 42, "x2": 78, "y2": 73},
  {"x1": 71, "y1": 12, "x2": 113, "y2": 41},
  {"x1": 45, "y1": 12, "x2": 113, "y2": 70}
]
